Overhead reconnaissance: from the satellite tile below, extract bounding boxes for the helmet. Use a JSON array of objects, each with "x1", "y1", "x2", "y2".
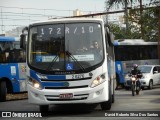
[{"x1": 133, "y1": 64, "x2": 138, "y2": 69}]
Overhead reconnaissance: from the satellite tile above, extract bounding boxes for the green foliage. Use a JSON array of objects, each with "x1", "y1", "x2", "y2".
[
  {"x1": 108, "y1": 23, "x2": 141, "y2": 40},
  {"x1": 128, "y1": 6, "x2": 159, "y2": 41},
  {"x1": 105, "y1": 0, "x2": 159, "y2": 41},
  {"x1": 105, "y1": 0, "x2": 134, "y2": 10}
]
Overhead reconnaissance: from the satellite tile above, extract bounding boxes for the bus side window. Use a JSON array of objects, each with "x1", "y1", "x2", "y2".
[{"x1": 18, "y1": 50, "x2": 26, "y2": 62}]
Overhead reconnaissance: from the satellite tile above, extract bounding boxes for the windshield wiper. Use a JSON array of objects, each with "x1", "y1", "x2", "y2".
[
  {"x1": 66, "y1": 51, "x2": 85, "y2": 72},
  {"x1": 46, "y1": 55, "x2": 59, "y2": 71}
]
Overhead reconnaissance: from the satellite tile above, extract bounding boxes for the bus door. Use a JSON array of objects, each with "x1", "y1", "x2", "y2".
[{"x1": 115, "y1": 61, "x2": 124, "y2": 84}]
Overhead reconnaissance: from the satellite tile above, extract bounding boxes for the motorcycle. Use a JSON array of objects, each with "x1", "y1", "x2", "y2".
[{"x1": 130, "y1": 75, "x2": 140, "y2": 96}]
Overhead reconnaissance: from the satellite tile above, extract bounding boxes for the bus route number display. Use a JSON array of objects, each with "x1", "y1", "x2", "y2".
[{"x1": 37, "y1": 24, "x2": 101, "y2": 38}]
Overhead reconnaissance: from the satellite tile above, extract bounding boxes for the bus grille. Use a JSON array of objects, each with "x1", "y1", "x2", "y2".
[
  {"x1": 45, "y1": 94, "x2": 89, "y2": 101},
  {"x1": 45, "y1": 85, "x2": 88, "y2": 89},
  {"x1": 41, "y1": 77, "x2": 92, "y2": 82}
]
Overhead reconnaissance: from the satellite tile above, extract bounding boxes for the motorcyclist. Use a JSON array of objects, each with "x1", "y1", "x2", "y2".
[{"x1": 130, "y1": 64, "x2": 142, "y2": 93}]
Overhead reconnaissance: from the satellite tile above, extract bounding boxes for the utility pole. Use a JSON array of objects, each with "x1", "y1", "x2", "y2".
[
  {"x1": 158, "y1": 6, "x2": 160, "y2": 62},
  {"x1": 0, "y1": 8, "x2": 4, "y2": 34},
  {"x1": 140, "y1": 0, "x2": 144, "y2": 39},
  {"x1": 125, "y1": 0, "x2": 129, "y2": 34}
]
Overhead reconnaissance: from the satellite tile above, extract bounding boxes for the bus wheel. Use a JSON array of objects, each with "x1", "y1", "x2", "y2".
[
  {"x1": 112, "y1": 83, "x2": 115, "y2": 103},
  {"x1": 100, "y1": 86, "x2": 112, "y2": 110},
  {"x1": 39, "y1": 105, "x2": 49, "y2": 113},
  {"x1": 0, "y1": 81, "x2": 7, "y2": 102},
  {"x1": 112, "y1": 94, "x2": 115, "y2": 103}
]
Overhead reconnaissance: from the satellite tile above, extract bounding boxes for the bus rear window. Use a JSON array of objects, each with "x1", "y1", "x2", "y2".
[{"x1": 115, "y1": 45, "x2": 158, "y2": 61}]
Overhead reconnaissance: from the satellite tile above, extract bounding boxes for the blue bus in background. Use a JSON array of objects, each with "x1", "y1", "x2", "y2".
[
  {"x1": 114, "y1": 39, "x2": 159, "y2": 89},
  {"x1": 0, "y1": 36, "x2": 26, "y2": 102}
]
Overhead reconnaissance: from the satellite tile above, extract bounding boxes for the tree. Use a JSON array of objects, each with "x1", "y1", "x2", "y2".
[
  {"x1": 108, "y1": 22, "x2": 141, "y2": 40},
  {"x1": 105, "y1": 0, "x2": 143, "y2": 37},
  {"x1": 128, "y1": 2, "x2": 159, "y2": 41},
  {"x1": 105, "y1": 0, "x2": 134, "y2": 32},
  {"x1": 106, "y1": 0, "x2": 159, "y2": 41}
]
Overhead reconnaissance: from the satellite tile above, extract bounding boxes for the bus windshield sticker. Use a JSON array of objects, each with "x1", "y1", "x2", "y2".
[
  {"x1": 70, "y1": 54, "x2": 94, "y2": 61},
  {"x1": 36, "y1": 55, "x2": 59, "y2": 62},
  {"x1": 66, "y1": 63, "x2": 73, "y2": 71},
  {"x1": 36, "y1": 55, "x2": 42, "y2": 62}
]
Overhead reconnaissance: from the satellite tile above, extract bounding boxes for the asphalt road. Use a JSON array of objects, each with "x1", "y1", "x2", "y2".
[{"x1": 0, "y1": 86, "x2": 160, "y2": 120}]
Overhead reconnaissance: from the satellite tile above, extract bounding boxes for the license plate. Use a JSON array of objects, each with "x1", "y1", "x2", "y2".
[{"x1": 59, "y1": 93, "x2": 73, "y2": 99}]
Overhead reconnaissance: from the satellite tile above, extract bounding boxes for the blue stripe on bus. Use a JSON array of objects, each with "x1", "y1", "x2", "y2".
[
  {"x1": 47, "y1": 75, "x2": 66, "y2": 80},
  {"x1": 42, "y1": 82, "x2": 66, "y2": 87},
  {"x1": 0, "y1": 36, "x2": 16, "y2": 41},
  {"x1": 29, "y1": 70, "x2": 67, "y2": 88},
  {"x1": 30, "y1": 70, "x2": 66, "y2": 80},
  {"x1": 30, "y1": 70, "x2": 39, "y2": 80}
]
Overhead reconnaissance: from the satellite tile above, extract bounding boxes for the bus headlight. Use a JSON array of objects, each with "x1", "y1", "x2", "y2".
[
  {"x1": 91, "y1": 74, "x2": 106, "y2": 88},
  {"x1": 28, "y1": 77, "x2": 42, "y2": 90}
]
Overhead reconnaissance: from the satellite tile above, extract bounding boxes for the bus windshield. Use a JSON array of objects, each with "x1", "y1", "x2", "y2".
[{"x1": 29, "y1": 22, "x2": 104, "y2": 72}]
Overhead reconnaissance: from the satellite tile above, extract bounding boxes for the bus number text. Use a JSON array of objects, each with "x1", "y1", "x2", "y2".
[{"x1": 72, "y1": 74, "x2": 84, "y2": 79}]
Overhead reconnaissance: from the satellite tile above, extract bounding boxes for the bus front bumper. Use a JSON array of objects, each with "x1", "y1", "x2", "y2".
[{"x1": 27, "y1": 81, "x2": 109, "y2": 105}]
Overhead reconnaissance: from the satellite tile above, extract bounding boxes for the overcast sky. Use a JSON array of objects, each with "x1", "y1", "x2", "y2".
[
  {"x1": 0, "y1": 0, "x2": 107, "y2": 33},
  {"x1": 0, "y1": 0, "x2": 106, "y2": 13}
]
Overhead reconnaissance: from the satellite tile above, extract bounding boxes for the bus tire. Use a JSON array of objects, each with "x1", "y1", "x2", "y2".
[
  {"x1": 0, "y1": 81, "x2": 7, "y2": 102},
  {"x1": 100, "y1": 85, "x2": 112, "y2": 110},
  {"x1": 112, "y1": 94, "x2": 114, "y2": 103},
  {"x1": 39, "y1": 105, "x2": 49, "y2": 113},
  {"x1": 112, "y1": 79, "x2": 115, "y2": 103}
]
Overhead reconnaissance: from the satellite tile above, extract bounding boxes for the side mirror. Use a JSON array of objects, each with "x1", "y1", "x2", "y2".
[
  {"x1": 20, "y1": 27, "x2": 28, "y2": 49},
  {"x1": 105, "y1": 27, "x2": 114, "y2": 46},
  {"x1": 153, "y1": 71, "x2": 158, "y2": 74},
  {"x1": 20, "y1": 34, "x2": 26, "y2": 49},
  {"x1": 109, "y1": 32, "x2": 114, "y2": 45}
]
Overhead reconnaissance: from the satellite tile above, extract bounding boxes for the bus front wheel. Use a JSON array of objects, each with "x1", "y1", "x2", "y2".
[
  {"x1": 100, "y1": 86, "x2": 112, "y2": 110},
  {"x1": 0, "y1": 81, "x2": 7, "y2": 102}
]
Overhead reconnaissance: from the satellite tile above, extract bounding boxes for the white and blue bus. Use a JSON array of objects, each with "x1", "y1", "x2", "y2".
[
  {"x1": 20, "y1": 18, "x2": 115, "y2": 112},
  {"x1": 114, "y1": 39, "x2": 159, "y2": 89},
  {"x1": 0, "y1": 36, "x2": 26, "y2": 102}
]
